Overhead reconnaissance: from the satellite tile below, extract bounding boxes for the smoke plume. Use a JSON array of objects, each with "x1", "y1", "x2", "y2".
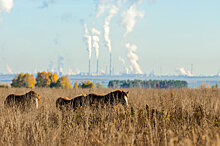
[
  {"x1": 126, "y1": 43, "x2": 143, "y2": 74},
  {"x1": 118, "y1": 56, "x2": 129, "y2": 74},
  {"x1": 118, "y1": 56, "x2": 125, "y2": 65},
  {"x1": 83, "y1": 24, "x2": 92, "y2": 60},
  {"x1": 92, "y1": 36, "x2": 100, "y2": 59},
  {"x1": 91, "y1": 28, "x2": 101, "y2": 59},
  {"x1": 5, "y1": 64, "x2": 13, "y2": 74},
  {"x1": 48, "y1": 61, "x2": 55, "y2": 73},
  {"x1": 96, "y1": 1, "x2": 105, "y2": 17},
  {"x1": 178, "y1": 68, "x2": 193, "y2": 76},
  {"x1": 57, "y1": 56, "x2": 64, "y2": 75},
  {"x1": 0, "y1": 0, "x2": 13, "y2": 21},
  {"x1": 95, "y1": 0, "x2": 111, "y2": 17},
  {"x1": 121, "y1": 0, "x2": 144, "y2": 38},
  {"x1": 104, "y1": 4, "x2": 120, "y2": 53},
  {"x1": 121, "y1": 0, "x2": 144, "y2": 74},
  {"x1": 91, "y1": 28, "x2": 101, "y2": 35}
]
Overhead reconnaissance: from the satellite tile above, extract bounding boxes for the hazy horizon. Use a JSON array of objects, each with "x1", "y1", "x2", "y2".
[{"x1": 0, "y1": 0, "x2": 219, "y2": 76}]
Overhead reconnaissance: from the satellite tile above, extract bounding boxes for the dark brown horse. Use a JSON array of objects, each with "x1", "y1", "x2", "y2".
[
  {"x1": 72, "y1": 89, "x2": 129, "y2": 109},
  {"x1": 56, "y1": 90, "x2": 129, "y2": 110},
  {"x1": 4, "y1": 90, "x2": 40, "y2": 109},
  {"x1": 56, "y1": 95, "x2": 86, "y2": 110}
]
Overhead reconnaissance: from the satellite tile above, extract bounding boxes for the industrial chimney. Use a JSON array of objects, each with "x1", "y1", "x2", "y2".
[
  {"x1": 109, "y1": 53, "x2": 112, "y2": 76},
  {"x1": 89, "y1": 59, "x2": 91, "y2": 75},
  {"x1": 96, "y1": 60, "x2": 99, "y2": 74}
]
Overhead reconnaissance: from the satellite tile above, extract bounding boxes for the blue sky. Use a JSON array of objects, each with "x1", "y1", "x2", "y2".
[{"x1": 0, "y1": 0, "x2": 219, "y2": 75}]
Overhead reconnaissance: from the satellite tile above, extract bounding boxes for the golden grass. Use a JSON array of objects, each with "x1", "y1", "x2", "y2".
[{"x1": 0, "y1": 88, "x2": 220, "y2": 145}]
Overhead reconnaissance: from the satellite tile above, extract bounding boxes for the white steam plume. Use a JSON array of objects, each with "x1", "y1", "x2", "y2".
[
  {"x1": 126, "y1": 43, "x2": 143, "y2": 74},
  {"x1": 0, "y1": 0, "x2": 13, "y2": 21},
  {"x1": 95, "y1": 0, "x2": 111, "y2": 17},
  {"x1": 92, "y1": 36, "x2": 100, "y2": 59},
  {"x1": 178, "y1": 68, "x2": 193, "y2": 76},
  {"x1": 5, "y1": 64, "x2": 13, "y2": 74},
  {"x1": 118, "y1": 56, "x2": 129, "y2": 74},
  {"x1": 91, "y1": 28, "x2": 101, "y2": 35},
  {"x1": 104, "y1": 4, "x2": 120, "y2": 53},
  {"x1": 96, "y1": 2, "x2": 105, "y2": 17},
  {"x1": 121, "y1": 0, "x2": 144, "y2": 74},
  {"x1": 91, "y1": 28, "x2": 101, "y2": 59},
  {"x1": 83, "y1": 24, "x2": 92, "y2": 60},
  {"x1": 118, "y1": 56, "x2": 125, "y2": 65},
  {"x1": 121, "y1": 0, "x2": 144, "y2": 38}
]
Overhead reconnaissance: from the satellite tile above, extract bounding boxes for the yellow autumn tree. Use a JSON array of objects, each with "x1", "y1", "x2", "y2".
[
  {"x1": 56, "y1": 76, "x2": 72, "y2": 89},
  {"x1": 36, "y1": 71, "x2": 51, "y2": 88},
  {"x1": 74, "y1": 81, "x2": 78, "y2": 89},
  {"x1": 36, "y1": 71, "x2": 59, "y2": 88},
  {"x1": 48, "y1": 72, "x2": 59, "y2": 88},
  {"x1": 79, "y1": 80, "x2": 95, "y2": 89},
  {"x1": 11, "y1": 73, "x2": 35, "y2": 88}
]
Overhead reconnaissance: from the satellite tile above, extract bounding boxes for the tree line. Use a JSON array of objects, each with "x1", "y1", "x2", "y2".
[
  {"x1": 108, "y1": 80, "x2": 188, "y2": 89},
  {"x1": 9, "y1": 72, "x2": 188, "y2": 89},
  {"x1": 10, "y1": 72, "x2": 103, "y2": 89},
  {"x1": 11, "y1": 72, "x2": 72, "y2": 89}
]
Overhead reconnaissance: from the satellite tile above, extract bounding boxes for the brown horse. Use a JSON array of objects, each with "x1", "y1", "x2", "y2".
[
  {"x1": 4, "y1": 90, "x2": 40, "y2": 109},
  {"x1": 56, "y1": 90, "x2": 129, "y2": 110},
  {"x1": 56, "y1": 95, "x2": 86, "y2": 110},
  {"x1": 71, "y1": 89, "x2": 129, "y2": 109}
]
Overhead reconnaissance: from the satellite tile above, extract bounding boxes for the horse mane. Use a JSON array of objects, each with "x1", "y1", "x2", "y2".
[
  {"x1": 87, "y1": 89, "x2": 124, "y2": 96},
  {"x1": 89, "y1": 93, "x2": 103, "y2": 96},
  {"x1": 61, "y1": 97, "x2": 71, "y2": 100},
  {"x1": 74, "y1": 94, "x2": 87, "y2": 98},
  {"x1": 89, "y1": 90, "x2": 124, "y2": 96},
  {"x1": 110, "y1": 89, "x2": 124, "y2": 93}
]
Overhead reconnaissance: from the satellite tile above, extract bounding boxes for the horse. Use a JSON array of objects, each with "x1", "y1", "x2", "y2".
[
  {"x1": 71, "y1": 89, "x2": 129, "y2": 109},
  {"x1": 56, "y1": 95, "x2": 86, "y2": 110},
  {"x1": 56, "y1": 90, "x2": 129, "y2": 110},
  {"x1": 4, "y1": 90, "x2": 40, "y2": 109}
]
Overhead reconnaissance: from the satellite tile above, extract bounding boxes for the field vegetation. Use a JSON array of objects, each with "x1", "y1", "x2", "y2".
[{"x1": 0, "y1": 88, "x2": 220, "y2": 145}]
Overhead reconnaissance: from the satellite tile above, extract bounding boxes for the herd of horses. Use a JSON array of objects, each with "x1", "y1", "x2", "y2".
[{"x1": 3, "y1": 90, "x2": 129, "y2": 111}]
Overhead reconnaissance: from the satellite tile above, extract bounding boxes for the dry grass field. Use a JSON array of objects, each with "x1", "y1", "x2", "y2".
[{"x1": 0, "y1": 88, "x2": 220, "y2": 145}]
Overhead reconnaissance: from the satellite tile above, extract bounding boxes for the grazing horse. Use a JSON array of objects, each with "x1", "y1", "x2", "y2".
[
  {"x1": 56, "y1": 97, "x2": 72, "y2": 110},
  {"x1": 4, "y1": 90, "x2": 40, "y2": 109},
  {"x1": 56, "y1": 90, "x2": 129, "y2": 110},
  {"x1": 71, "y1": 89, "x2": 129, "y2": 109},
  {"x1": 56, "y1": 95, "x2": 86, "y2": 110}
]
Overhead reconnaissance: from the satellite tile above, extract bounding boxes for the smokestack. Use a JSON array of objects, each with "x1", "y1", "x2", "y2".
[
  {"x1": 191, "y1": 64, "x2": 193, "y2": 75},
  {"x1": 96, "y1": 60, "x2": 99, "y2": 74},
  {"x1": 110, "y1": 53, "x2": 112, "y2": 75},
  {"x1": 89, "y1": 59, "x2": 91, "y2": 75}
]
